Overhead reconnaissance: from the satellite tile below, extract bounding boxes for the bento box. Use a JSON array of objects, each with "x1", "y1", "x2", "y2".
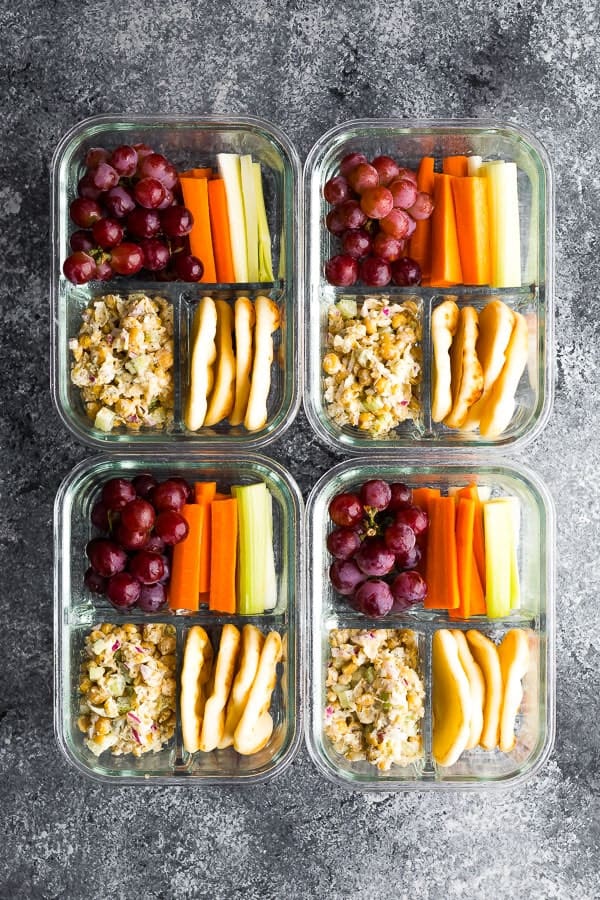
[
  {"x1": 305, "y1": 457, "x2": 555, "y2": 790},
  {"x1": 304, "y1": 119, "x2": 554, "y2": 452},
  {"x1": 50, "y1": 115, "x2": 301, "y2": 449},
  {"x1": 54, "y1": 453, "x2": 303, "y2": 784}
]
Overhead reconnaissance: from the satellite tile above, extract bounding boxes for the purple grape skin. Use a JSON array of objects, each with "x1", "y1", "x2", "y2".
[
  {"x1": 354, "y1": 538, "x2": 395, "y2": 577},
  {"x1": 329, "y1": 558, "x2": 367, "y2": 596},
  {"x1": 326, "y1": 528, "x2": 361, "y2": 560},
  {"x1": 354, "y1": 579, "x2": 394, "y2": 617},
  {"x1": 137, "y1": 582, "x2": 168, "y2": 612}
]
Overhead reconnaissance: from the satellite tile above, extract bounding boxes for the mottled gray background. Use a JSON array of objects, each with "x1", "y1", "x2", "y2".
[{"x1": 1, "y1": 0, "x2": 599, "y2": 897}]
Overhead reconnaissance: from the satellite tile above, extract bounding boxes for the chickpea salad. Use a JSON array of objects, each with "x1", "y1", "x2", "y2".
[
  {"x1": 78, "y1": 622, "x2": 177, "y2": 757},
  {"x1": 324, "y1": 628, "x2": 425, "y2": 771}
]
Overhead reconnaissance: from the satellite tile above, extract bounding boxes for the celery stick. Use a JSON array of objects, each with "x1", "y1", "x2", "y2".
[
  {"x1": 263, "y1": 486, "x2": 277, "y2": 610},
  {"x1": 240, "y1": 155, "x2": 259, "y2": 282},
  {"x1": 483, "y1": 501, "x2": 512, "y2": 617},
  {"x1": 481, "y1": 160, "x2": 521, "y2": 288},
  {"x1": 253, "y1": 161, "x2": 274, "y2": 282},
  {"x1": 467, "y1": 155, "x2": 483, "y2": 175},
  {"x1": 216, "y1": 153, "x2": 248, "y2": 283},
  {"x1": 489, "y1": 498, "x2": 521, "y2": 609},
  {"x1": 231, "y1": 483, "x2": 270, "y2": 615}
]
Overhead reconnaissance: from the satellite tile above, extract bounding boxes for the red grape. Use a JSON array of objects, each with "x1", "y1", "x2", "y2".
[
  {"x1": 107, "y1": 572, "x2": 141, "y2": 609},
  {"x1": 78, "y1": 174, "x2": 102, "y2": 200},
  {"x1": 348, "y1": 163, "x2": 379, "y2": 194},
  {"x1": 359, "y1": 256, "x2": 391, "y2": 287},
  {"x1": 157, "y1": 188, "x2": 175, "y2": 209},
  {"x1": 128, "y1": 550, "x2": 165, "y2": 584},
  {"x1": 138, "y1": 582, "x2": 168, "y2": 612},
  {"x1": 92, "y1": 217, "x2": 124, "y2": 249},
  {"x1": 354, "y1": 579, "x2": 394, "y2": 617},
  {"x1": 154, "y1": 511, "x2": 189, "y2": 545},
  {"x1": 95, "y1": 260, "x2": 113, "y2": 281},
  {"x1": 329, "y1": 492, "x2": 363, "y2": 527},
  {"x1": 371, "y1": 155, "x2": 400, "y2": 186},
  {"x1": 70, "y1": 198, "x2": 103, "y2": 228},
  {"x1": 132, "y1": 473, "x2": 158, "y2": 499},
  {"x1": 408, "y1": 192, "x2": 434, "y2": 220},
  {"x1": 329, "y1": 558, "x2": 367, "y2": 595},
  {"x1": 324, "y1": 254, "x2": 358, "y2": 287},
  {"x1": 160, "y1": 206, "x2": 194, "y2": 238},
  {"x1": 395, "y1": 505, "x2": 428, "y2": 536},
  {"x1": 323, "y1": 175, "x2": 352, "y2": 205},
  {"x1": 325, "y1": 208, "x2": 347, "y2": 235},
  {"x1": 140, "y1": 238, "x2": 170, "y2": 271},
  {"x1": 339, "y1": 152, "x2": 368, "y2": 177},
  {"x1": 380, "y1": 208, "x2": 411, "y2": 239},
  {"x1": 91, "y1": 499, "x2": 111, "y2": 531},
  {"x1": 396, "y1": 544, "x2": 422, "y2": 570},
  {"x1": 145, "y1": 534, "x2": 166, "y2": 554},
  {"x1": 384, "y1": 522, "x2": 416, "y2": 555},
  {"x1": 90, "y1": 162, "x2": 119, "y2": 191},
  {"x1": 102, "y1": 478, "x2": 136, "y2": 511},
  {"x1": 121, "y1": 498, "x2": 155, "y2": 532},
  {"x1": 63, "y1": 252, "x2": 97, "y2": 284},
  {"x1": 341, "y1": 229, "x2": 372, "y2": 259},
  {"x1": 84, "y1": 567, "x2": 107, "y2": 594},
  {"x1": 391, "y1": 257, "x2": 422, "y2": 286},
  {"x1": 133, "y1": 143, "x2": 155, "y2": 170},
  {"x1": 110, "y1": 144, "x2": 138, "y2": 177},
  {"x1": 336, "y1": 199, "x2": 368, "y2": 230},
  {"x1": 167, "y1": 477, "x2": 192, "y2": 500},
  {"x1": 389, "y1": 178, "x2": 418, "y2": 210},
  {"x1": 391, "y1": 570, "x2": 427, "y2": 609},
  {"x1": 327, "y1": 528, "x2": 361, "y2": 560},
  {"x1": 388, "y1": 483, "x2": 412, "y2": 512},
  {"x1": 151, "y1": 480, "x2": 187, "y2": 512},
  {"x1": 355, "y1": 538, "x2": 395, "y2": 577},
  {"x1": 397, "y1": 167, "x2": 417, "y2": 184},
  {"x1": 86, "y1": 538, "x2": 127, "y2": 577},
  {"x1": 115, "y1": 524, "x2": 150, "y2": 552},
  {"x1": 173, "y1": 253, "x2": 204, "y2": 281},
  {"x1": 104, "y1": 185, "x2": 136, "y2": 218},
  {"x1": 110, "y1": 243, "x2": 144, "y2": 276},
  {"x1": 70, "y1": 230, "x2": 95, "y2": 253},
  {"x1": 85, "y1": 147, "x2": 110, "y2": 169},
  {"x1": 134, "y1": 177, "x2": 166, "y2": 209},
  {"x1": 126, "y1": 208, "x2": 161, "y2": 239},
  {"x1": 139, "y1": 153, "x2": 178, "y2": 190},
  {"x1": 372, "y1": 232, "x2": 404, "y2": 262},
  {"x1": 360, "y1": 186, "x2": 394, "y2": 219},
  {"x1": 405, "y1": 215, "x2": 417, "y2": 239},
  {"x1": 360, "y1": 479, "x2": 391, "y2": 511}
]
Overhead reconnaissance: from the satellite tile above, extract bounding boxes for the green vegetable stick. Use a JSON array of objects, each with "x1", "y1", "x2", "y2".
[{"x1": 240, "y1": 155, "x2": 259, "y2": 282}]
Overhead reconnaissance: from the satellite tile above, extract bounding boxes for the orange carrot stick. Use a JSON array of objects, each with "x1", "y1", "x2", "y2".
[
  {"x1": 194, "y1": 482, "x2": 217, "y2": 593},
  {"x1": 442, "y1": 156, "x2": 468, "y2": 177},
  {"x1": 411, "y1": 487, "x2": 440, "y2": 573},
  {"x1": 208, "y1": 178, "x2": 236, "y2": 283},
  {"x1": 457, "y1": 483, "x2": 486, "y2": 592},
  {"x1": 408, "y1": 157, "x2": 435, "y2": 283},
  {"x1": 168, "y1": 504, "x2": 204, "y2": 611},
  {"x1": 424, "y1": 496, "x2": 460, "y2": 609},
  {"x1": 430, "y1": 173, "x2": 463, "y2": 287},
  {"x1": 180, "y1": 176, "x2": 217, "y2": 283},
  {"x1": 451, "y1": 176, "x2": 490, "y2": 286},
  {"x1": 449, "y1": 497, "x2": 475, "y2": 619},
  {"x1": 209, "y1": 498, "x2": 238, "y2": 613},
  {"x1": 180, "y1": 168, "x2": 214, "y2": 179}
]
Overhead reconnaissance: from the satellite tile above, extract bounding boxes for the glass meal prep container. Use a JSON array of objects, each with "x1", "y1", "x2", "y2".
[
  {"x1": 54, "y1": 453, "x2": 303, "y2": 784},
  {"x1": 305, "y1": 457, "x2": 555, "y2": 791},
  {"x1": 304, "y1": 119, "x2": 554, "y2": 452},
  {"x1": 50, "y1": 115, "x2": 301, "y2": 450}
]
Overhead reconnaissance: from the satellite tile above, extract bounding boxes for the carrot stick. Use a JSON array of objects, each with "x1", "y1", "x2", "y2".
[
  {"x1": 442, "y1": 156, "x2": 468, "y2": 177},
  {"x1": 408, "y1": 157, "x2": 435, "y2": 283},
  {"x1": 208, "y1": 178, "x2": 236, "y2": 283},
  {"x1": 424, "y1": 496, "x2": 460, "y2": 609},
  {"x1": 430, "y1": 173, "x2": 463, "y2": 287},
  {"x1": 168, "y1": 504, "x2": 204, "y2": 611},
  {"x1": 451, "y1": 176, "x2": 490, "y2": 285},
  {"x1": 180, "y1": 176, "x2": 217, "y2": 283},
  {"x1": 214, "y1": 492, "x2": 230, "y2": 500},
  {"x1": 457, "y1": 483, "x2": 486, "y2": 592},
  {"x1": 411, "y1": 487, "x2": 440, "y2": 573},
  {"x1": 194, "y1": 482, "x2": 217, "y2": 593},
  {"x1": 180, "y1": 168, "x2": 214, "y2": 179},
  {"x1": 449, "y1": 497, "x2": 475, "y2": 619},
  {"x1": 209, "y1": 498, "x2": 238, "y2": 612}
]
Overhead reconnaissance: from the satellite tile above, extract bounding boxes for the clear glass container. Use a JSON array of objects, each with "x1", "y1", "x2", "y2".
[
  {"x1": 304, "y1": 119, "x2": 554, "y2": 452},
  {"x1": 51, "y1": 115, "x2": 301, "y2": 450},
  {"x1": 305, "y1": 456, "x2": 555, "y2": 790},
  {"x1": 54, "y1": 453, "x2": 303, "y2": 784}
]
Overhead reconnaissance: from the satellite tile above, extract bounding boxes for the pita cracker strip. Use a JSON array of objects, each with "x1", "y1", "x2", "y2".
[
  {"x1": 204, "y1": 300, "x2": 236, "y2": 427},
  {"x1": 431, "y1": 300, "x2": 459, "y2": 422},
  {"x1": 184, "y1": 297, "x2": 218, "y2": 431},
  {"x1": 219, "y1": 625, "x2": 266, "y2": 749},
  {"x1": 244, "y1": 295, "x2": 280, "y2": 433},
  {"x1": 234, "y1": 630, "x2": 282, "y2": 755},
  {"x1": 461, "y1": 299, "x2": 515, "y2": 432},
  {"x1": 479, "y1": 311, "x2": 529, "y2": 438},
  {"x1": 199, "y1": 624, "x2": 241, "y2": 752},
  {"x1": 444, "y1": 306, "x2": 484, "y2": 429},
  {"x1": 229, "y1": 296, "x2": 255, "y2": 426},
  {"x1": 181, "y1": 626, "x2": 214, "y2": 754}
]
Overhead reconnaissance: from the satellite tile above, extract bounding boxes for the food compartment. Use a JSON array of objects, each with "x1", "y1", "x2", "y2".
[
  {"x1": 55, "y1": 453, "x2": 302, "y2": 784},
  {"x1": 51, "y1": 115, "x2": 301, "y2": 448},
  {"x1": 305, "y1": 457, "x2": 554, "y2": 789},
  {"x1": 305, "y1": 119, "x2": 553, "y2": 451}
]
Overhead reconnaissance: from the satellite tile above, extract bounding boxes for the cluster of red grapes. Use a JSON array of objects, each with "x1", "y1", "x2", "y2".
[
  {"x1": 63, "y1": 144, "x2": 204, "y2": 285},
  {"x1": 323, "y1": 152, "x2": 434, "y2": 288},
  {"x1": 327, "y1": 479, "x2": 428, "y2": 616},
  {"x1": 85, "y1": 474, "x2": 192, "y2": 612}
]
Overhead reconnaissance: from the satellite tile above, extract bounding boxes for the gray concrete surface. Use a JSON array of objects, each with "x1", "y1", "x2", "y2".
[{"x1": 1, "y1": 0, "x2": 599, "y2": 897}]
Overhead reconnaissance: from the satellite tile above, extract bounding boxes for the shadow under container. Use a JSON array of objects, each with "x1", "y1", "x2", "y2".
[
  {"x1": 54, "y1": 453, "x2": 303, "y2": 784},
  {"x1": 51, "y1": 115, "x2": 301, "y2": 450},
  {"x1": 305, "y1": 456, "x2": 555, "y2": 791},
  {"x1": 304, "y1": 119, "x2": 553, "y2": 452}
]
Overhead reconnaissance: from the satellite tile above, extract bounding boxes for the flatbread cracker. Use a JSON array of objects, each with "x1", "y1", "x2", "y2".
[
  {"x1": 444, "y1": 306, "x2": 484, "y2": 429},
  {"x1": 229, "y1": 297, "x2": 255, "y2": 426},
  {"x1": 199, "y1": 624, "x2": 241, "y2": 753},
  {"x1": 466, "y1": 630, "x2": 503, "y2": 751},
  {"x1": 244, "y1": 295, "x2": 280, "y2": 433},
  {"x1": 431, "y1": 300, "x2": 459, "y2": 422},
  {"x1": 461, "y1": 299, "x2": 515, "y2": 432},
  {"x1": 184, "y1": 297, "x2": 218, "y2": 431},
  {"x1": 181, "y1": 626, "x2": 214, "y2": 754},
  {"x1": 479, "y1": 311, "x2": 528, "y2": 438},
  {"x1": 204, "y1": 300, "x2": 236, "y2": 427},
  {"x1": 451, "y1": 629, "x2": 485, "y2": 750},
  {"x1": 233, "y1": 630, "x2": 282, "y2": 756},
  {"x1": 218, "y1": 625, "x2": 265, "y2": 749}
]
